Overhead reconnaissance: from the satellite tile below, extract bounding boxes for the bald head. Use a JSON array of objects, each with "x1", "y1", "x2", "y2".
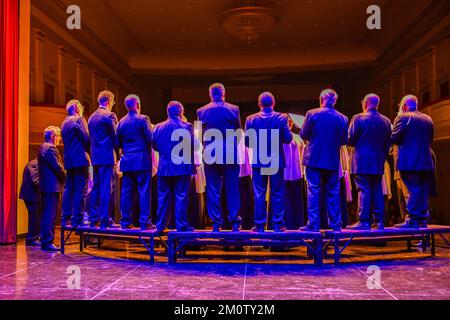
[
  {"x1": 209, "y1": 83, "x2": 225, "y2": 102},
  {"x1": 362, "y1": 94, "x2": 380, "y2": 111},
  {"x1": 124, "y1": 94, "x2": 141, "y2": 113},
  {"x1": 167, "y1": 101, "x2": 184, "y2": 119},
  {"x1": 258, "y1": 92, "x2": 276, "y2": 110},
  {"x1": 400, "y1": 95, "x2": 419, "y2": 112},
  {"x1": 320, "y1": 89, "x2": 339, "y2": 108}
]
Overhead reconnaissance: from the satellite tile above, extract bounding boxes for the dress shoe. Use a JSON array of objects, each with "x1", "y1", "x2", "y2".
[
  {"x1": 141, "y1": 223, "x2": 157, "y2": 231},
  {"x1": 395, "y1": 221, "x2": 420, "y2": 229},
  {"x1": 71, "y1": 220, "x2": 83, "y2": 228},
  {"x1": 121, "y1": 224, "x2": 134, "y2": 230},
  {"x1": 177, "y1": 226, "x2": 194, "y2": 232},
  {"x1": 346, "y1": 222, "x2": 371, "y2": 231},
  {"x1": 273, "y1": 226, "x2": 287, "y2": 233},
  {"x1": 26, "y1": 240, "x2": 41, "y2": 247},
  {"x1": 373, "y1": 223, "x2": 385, "y2": 230},
  {"x1": 251, "y1": 225, "x2": 265, "y2": 233},
  {"x1": 419, "y1": 221, "x2": 428, "y2": 228},
  {"x1": 212, "y1": 224, "x2": 221, "y2": 233},
  {"x1": 41, "y1": 244, "x2": 60, "y2": 252},
  {"x1": 90, "y1": 221, "x2": 99, "y2": 228},
  {"x1": 61, "y1": 220, "x2": 70, "y2": 227},
  {"x1": 232, "y1": 224, "x2": 242, "y2": 232},
  {"x1": 299, "y1": 225, "x2": 319, "y2": 232},
  {"x1": 108, "y1": 222, "x2": 121, "y2": 229}
]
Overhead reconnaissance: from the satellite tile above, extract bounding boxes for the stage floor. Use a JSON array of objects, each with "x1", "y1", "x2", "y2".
[{"x1": 1, "y1": 231, "x2": 449, "y2": 300}]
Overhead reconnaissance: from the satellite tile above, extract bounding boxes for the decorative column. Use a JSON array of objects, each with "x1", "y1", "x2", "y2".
[
  {"x1": 389, "y1": 78, "x2": 394, "y2": 118},
  {"x1": 400, "y1": 70, "x2": 406, "y2": 96},
  {"x1": 414, "y1": 59, "x2": 420, "y2": 96},
  {"x1": 91, "y1": 70, "x2": 98, "y2": 111},
  {"x1": 33, "y1": 29, "x2": 45, "y2": 103},
  {"x1": 430, "y1": 46, "x2": 437, "y2": 101},
  {"x1": 76, "y1": 59, "x2": 84, "y2": 98},
  {"x1": 57, "y1": 46, "x2": 66, "y2": 105}
]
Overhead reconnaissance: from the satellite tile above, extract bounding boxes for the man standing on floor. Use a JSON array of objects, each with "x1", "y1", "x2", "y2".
[
  {"x1": 300, "y1": 89, "x2": 349, "y2": 232},
  {"x1": 245, "y1": 92, "x2": 293, "y2": 232},
  {"x1": 38, "y1": 127, "x2": 66, "y2": 251},
  {"x1": 347, "y1": 94, "x2": 392, "y2": 230},
  {"x1": 19, "y1": 158, "x2": 41, "y2": 246},
  {"x1": 392, "y1": 95, "x2": 435, "y2": 229},
  {"x1": 117, "y1": 94, "x2": 154, "y2": 230},
  {"x1": 153, "y1": 101, "x2": 196, "y2": 233},
  {"x1": 88, "y1": 90, "x2": 119, "y2": 229},
  {"x1": 197, "y1": 83, "x2": 243, "y2": 232},
  {"x1": 61, "y1": 100, "x2": 90, "y2": 228}
]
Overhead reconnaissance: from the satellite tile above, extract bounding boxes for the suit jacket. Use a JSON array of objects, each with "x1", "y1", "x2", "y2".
[
  {"x1": 88, "y1": 107, "x2": 118, "y2": 166},
  {"x1": 37, "y1": 143, "x2": 66, "y2": 193},
  {"x1": 197, "y1": 101, "x2": 242, "y2": 164},
  {"x1": 392, "y1": 111, "x2": 434, "y2": 171},
  {"x1": 245, "y1": 111, "x2": 293, "y2": 169},
  {"x1": 152, "y1": 118, "x2": 195, "y2": 176},
  {"x1": 117, "y1": 112, "x2": 153, "y2": 172},
  {"x1": 300, "y1": 107, "x2": 349, "y2": 171},
  {"x1": 19, "y1": 159, "x2": 40, "y2": 202},
  {"x1": 61, "y1": 115, "x2": 90, "y2": 169},
  {"x1": 348, "y1": 109, "x2": 392, "y2": 175}
]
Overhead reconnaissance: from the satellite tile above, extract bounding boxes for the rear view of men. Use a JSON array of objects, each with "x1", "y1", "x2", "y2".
[
  {"x1": 392, "y1": 95, "x2": 435, "y2": 229},
  {"x1": 19, "y1": 158, "x2": 41, "y2": 246},
  {"x1": 88, "y1": 90, "x2": 118, "y2": 229},
  {"x1": 117, "y1": 95, "x2": 154, "y2": 230},
  {"x1": 61, "y1": 100, "x2": 90, "y2": 227},
  {"x1": 38, "y1": 126, "x2": 66, "y2": 251},
  {"x1": 153, "y1": 101, "x2": 195, "y2": 233},
  {"x1": 197, "y1": 83, "x2": 243, "y2": 232},
  {"x1": 245, "y1": 92, "x2": 293, "y2": 232},
  {"x1": 347, "y1": 94, "x2": 392, "y2": 230},
  {"x1": 300, "y1": 89, "x2": 349, "y2": 232}
]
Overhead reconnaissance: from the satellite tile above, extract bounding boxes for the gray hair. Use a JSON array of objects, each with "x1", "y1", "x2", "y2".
[
  {"x1": 44, "y1": 126, "x2": 61, "y2": 142},
  {"x1": 400, "y1": 95, "x2": 418, "y2": 112},
  {"x1": 66, "y1": 99, "x2": 83, "y2": 115},
  {"x1": 209, "y1": 83, "x2": 226, "y2": 101},
  {"x1": 320, "y1": 89, "x2": 339, "y2": 107},
  {"x1": 363, "y1": 94, "x2": 380, "y2": 110},
  {"x1": 98, "y1": 90, "x2": 115, "y2": 106},
  {"x1": 124, "y1": 94, "x2": 141, "y2": 110},
  {"x1": 259, "y1": 92, "x2": 276, "y2": 108}
]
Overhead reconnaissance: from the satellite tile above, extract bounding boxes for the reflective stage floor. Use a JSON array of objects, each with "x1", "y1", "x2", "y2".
[{"x1": 1, "y1": 231, "x2": 449, "y2": 300}]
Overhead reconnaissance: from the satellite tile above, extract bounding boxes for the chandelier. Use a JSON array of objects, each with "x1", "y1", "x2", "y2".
[{"x1": 221, "y1": 6, "x2": 278, "y2": 43}]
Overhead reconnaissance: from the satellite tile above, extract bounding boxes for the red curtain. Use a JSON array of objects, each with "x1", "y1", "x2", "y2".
[{"x1": 0, "y1": 0, "x2": 19, "y2": 244}]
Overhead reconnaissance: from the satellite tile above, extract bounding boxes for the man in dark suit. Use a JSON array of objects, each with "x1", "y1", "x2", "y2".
[
  {"x1": 392, "y1": 95, "x2": 435, "y2": 229},
  {"x1": 117, "y1": 94, "x2": 154, "y2": 230},
  {"x1": 245, "y1": 92, "x2": 293, "y2": 232},
  {"x1": 88, "y1": 90, "x2": 119, "y2": 229},
  {"x1": 347, "y1": 94, "x2": 392, "y2": 230},
  {"x1": 38, "y1": 127, "x2": 66, "y2": 251},
  {"x1": 153, "y1": 101, "x2": 196, "y2": 233},
  {"x1": 19, "y1": 159, "x2": 41, "y2": 246},
  {"x1": 61, "y1": 100, "x2": 90, "y2": 227},
  {"x1": 300, "y1": 89, "x2": 349, "y2": 232},
  {"x1": 197, "y1": 83, "x2": 243, "y2": 232}
]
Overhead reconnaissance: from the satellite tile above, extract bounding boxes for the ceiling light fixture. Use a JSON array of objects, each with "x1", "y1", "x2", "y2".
[{"x1": 221, "y1": 6, "x2": 278, "y2": 43}]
